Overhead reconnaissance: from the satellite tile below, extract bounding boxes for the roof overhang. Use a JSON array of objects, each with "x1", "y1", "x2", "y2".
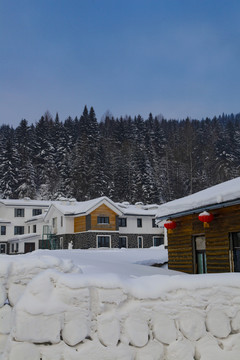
[{"x1": 156, "y1": 198, "x2": 240, "y2": 221}]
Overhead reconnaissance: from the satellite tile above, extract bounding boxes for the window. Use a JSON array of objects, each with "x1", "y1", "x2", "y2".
[
  {"x1": 32, "y1": 209, "x2": 42, "y2": 216},
  {"x1": 52, "y1": 217, "x2": 57, "y2": 228},
  {"x1": 28, "y1": 226, "x2": 30, "y2": 234},
  {"x1": 138, "y1": 236, "x2": 143, "y2": 248},
  {"x1": 97, "y1": 236, "x2": 110, "y2": 248},
  {"x1": 152, "y1": 219, "x2": 157, "y2": 228},
  {"x1": 16, "y1": 243, "x2": 19, "y2": 252},
  {"x1": 11, "y1": 244, "x2": 14, "y2": 253},
  {"x1": 119, "y1": 218, "x2": 127, "y2": 227},
  {"x1": 97, "y1": 216, "x2": 109, "y2": 224},
  {"x1": 119, "y1": 236, "x2": 127, "y2": 248},
  {"x1": 1, "y1": 226, "x2": 6, "y2": 236},
  {"x1": 33, "y1": 225, "x2": 37, "y2": 233},
  {"x1": 14, "y1": 226, "x2": 24, "y2": 235},
  {"x1": 0, "y1": 243, "x2": 6, "y2": 253},
  {"x1": 194, "y1": 236, "x2": 207, "y2": 274},
  {"x1": 61, "y1": 216, "x2": 63, "y2": 227},
  {"x1": 137, "y1": 218, "x2": 142, "y2": 227},
  {"x1": 230, "y1": 232, "x2": 240, "y2": 272},
  {"x1": 153, "y1": 236, "x2": 164, "y2": 247},
  {"x1": 14, "y1": 208, "x2": 25, "y2": 217}
]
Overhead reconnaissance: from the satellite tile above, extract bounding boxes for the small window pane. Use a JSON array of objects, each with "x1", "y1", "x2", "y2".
[
  {"x1": 119, "y1": 218, "x2": 127, "y2": 227},
  {"x1": 97, "y1": 217, "x2": 109, "y2": 224},
  {"x1": 14, "y1": 208, "x2": 25, "y2": 217},
  {"x1": 14, "y1": 226, "x2": 24, "y2": 235},
  {"x1": 1, "y1": 226, "x2": 6, "y2": 235},
  {"x1": 32, "y1": 209, "x2": 42, "y2": 216},
  {"x1": 137, "y1": 218, "x2": 142, "y2": 227}
]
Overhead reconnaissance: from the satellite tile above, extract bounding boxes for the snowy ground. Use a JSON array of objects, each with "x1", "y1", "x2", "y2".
[{"x1": 30, "y1": 246, "x2": 178, "y2": 278}]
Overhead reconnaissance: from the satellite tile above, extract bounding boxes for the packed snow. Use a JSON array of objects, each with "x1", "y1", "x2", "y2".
[
  {"x1": 156, "y1": 176, "x2": 240, "y2": 219},
  {"x1": 1, "y1": 248, "x2": 240, "y2": 359}
]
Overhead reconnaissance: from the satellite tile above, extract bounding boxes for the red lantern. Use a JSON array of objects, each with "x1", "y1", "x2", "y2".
[
  {"x1": 198, "y1": 211, "x2": 214, "y2": 228},
  {"x1": 164, "y1": 220, "x2": 177, "y2": 233}
]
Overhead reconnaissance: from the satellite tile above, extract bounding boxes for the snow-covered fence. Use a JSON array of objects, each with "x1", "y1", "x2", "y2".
[{"x1": 1, "y1": 256, "x2": 240, "y2": 360}]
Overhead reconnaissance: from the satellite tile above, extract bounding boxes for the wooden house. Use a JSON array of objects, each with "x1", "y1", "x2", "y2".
[
  {"x1": 43, "y1": 197, "x2": 163, "y2": 250},
  {"x1": 156, "y1": 177, "x2": 240, "y2": 274}
]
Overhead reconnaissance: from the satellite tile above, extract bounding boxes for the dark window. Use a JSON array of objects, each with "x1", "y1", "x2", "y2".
[
  {"x1": 11, "y1": 244, "x2": 14, "y2": 252},
  {"x1": 14, "y1": 208, "x2": 25, "y2": 217},
  {"x1": 1, "y1": 226, "x2": 6, "y2": 235},
  {"x1": 98, "y1": 236, "x2": 110, "y2": 247},
  {"x1": 230, "y1": 232, "x2": 240, "y2": 272},
  {"x1": 14, "y1": 226, "x2": 24, "y2": 235},
  {"x1": 0, "y1": 243, "x2": 6, "y2": 253},
  {"x1": 97, "y1": 216, "x2": 109, "y2": 224},
  {"x1": 61, "y1": 216, "x2": 63, "y2": 227},
  {"x1": 33, "y1": 225, "x2": 37, "y2": 233},
  {"x1": 153, "y1": 236, "x2": 164, "y2": 246},
  {"x1": 16, "y1": 243, "x2": 19, "y2": 252},
  {"x1": 32, "y1": 209, "x2": 42, "y2": 216},
  {"x1": 119, "y1": 218, "x2": 127, "y2": 227},
  {"x1": 152, "y1": 219, "x2": 157, "y2": 228},
  {"x1": 137, "y1": 218, "x2": 142, "y2": 227},
  {"x1": 119, "y1": 236, "x2": 127, "y2": 248}
]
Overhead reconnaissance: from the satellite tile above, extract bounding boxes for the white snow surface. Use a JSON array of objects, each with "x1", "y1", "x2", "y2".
[
  {"x1": 156, "y1": 176, "x2": 240, "y2": 219},
  {"x1": 1, "y1": 248, "x2": 240, "y2": 359}
]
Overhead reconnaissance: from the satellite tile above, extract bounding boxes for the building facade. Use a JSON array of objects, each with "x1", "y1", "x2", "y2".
[{"x1": 156, "y1": 177, "x2": 240, "y2": 274}]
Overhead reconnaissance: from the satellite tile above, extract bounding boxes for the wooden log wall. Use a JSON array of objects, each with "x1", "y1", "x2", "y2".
[{"x1": 168, "y1": 204, "x2": 240, "y2": 274}]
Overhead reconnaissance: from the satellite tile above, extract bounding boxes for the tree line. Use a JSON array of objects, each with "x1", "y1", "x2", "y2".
[{"x1": 0, "y1": 106, "x2": 240, "y2": 204}]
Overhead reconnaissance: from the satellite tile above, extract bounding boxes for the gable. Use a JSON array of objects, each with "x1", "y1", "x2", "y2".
[{"x1": 74, "y1": 204, "x2": 119, "y2": 233}]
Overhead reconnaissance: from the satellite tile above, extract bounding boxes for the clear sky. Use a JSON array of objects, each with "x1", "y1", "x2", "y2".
[{"x1": 0, "y1": 0, "x2": 240, "y2": 126}]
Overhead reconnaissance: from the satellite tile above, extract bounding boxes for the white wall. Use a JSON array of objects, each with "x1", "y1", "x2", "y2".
[
  {"x1": 119, "y1": 216, "x2": 163, "y2": 235},
  {"x1": 0, "y1": 203, "x2": 49, "y2": 244}
]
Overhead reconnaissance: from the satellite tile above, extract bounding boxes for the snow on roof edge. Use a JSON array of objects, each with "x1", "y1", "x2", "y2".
[{"x1": 156, "y1": 177, "x2": 240, "y2": 219}]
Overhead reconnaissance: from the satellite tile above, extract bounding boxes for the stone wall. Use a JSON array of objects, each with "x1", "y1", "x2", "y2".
[
  {"x1": 59, "y1": 233, "x2": 156, "y2": 249},
  {"x1": 1, "y1": 259, "x2": 240, "y2": 359}
]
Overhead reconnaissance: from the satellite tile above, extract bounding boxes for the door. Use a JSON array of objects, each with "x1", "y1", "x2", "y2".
[
  {"x1": 230, "y1": 232, "x2": 240, "y2": 272},
  {"x1": 0, "y1": 243, "x2": 6, "y2": 253},
  {"x1": 119, "y1": 237, "x2": 127, "y2": 248},
  {"x1": 24, "y1": 242, "x2": 35, "y2": 253},
  {"x1": 194, "y1": 236, "x2": 207, "y2": 274},
  {"x1": 138, "y1": 236, "x2": 143, "y2": 248}
]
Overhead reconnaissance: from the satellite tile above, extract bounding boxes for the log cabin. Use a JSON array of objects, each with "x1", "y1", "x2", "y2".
[{"x1": 156, "y1": 177, "x2": 240, "y2": 274}]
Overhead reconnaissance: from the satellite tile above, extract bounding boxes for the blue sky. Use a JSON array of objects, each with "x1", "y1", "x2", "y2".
[{"x1": 0, "y1": 0, "x2": 240, "y2": 126}]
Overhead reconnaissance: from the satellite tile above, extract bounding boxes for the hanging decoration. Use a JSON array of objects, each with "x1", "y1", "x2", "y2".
[
  {"x1": 164, "y1": 220, "x2": 177, "y2": 233},
  {"x1": 198, "y1": 211, "x2": 214, "y2": 228}
]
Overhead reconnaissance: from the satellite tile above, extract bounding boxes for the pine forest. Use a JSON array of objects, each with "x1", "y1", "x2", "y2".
[{"x1": 0, "y1": 106, "x2": 240, "y2": 204}]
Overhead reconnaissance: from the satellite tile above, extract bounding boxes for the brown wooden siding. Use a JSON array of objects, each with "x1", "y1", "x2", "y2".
[
  {"x1": 168, "y1": 204, "x2": 240, "y2": 274},
  {"x1": 91, "y1": 204, "x2": 118, "y2": 231},
  {"x1": 74, "y1": 216, "x2": 86, "y2": 233}
]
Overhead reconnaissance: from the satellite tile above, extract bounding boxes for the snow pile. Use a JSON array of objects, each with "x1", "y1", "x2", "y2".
[{"x1": 1, "y1": 253, "x2": 240, "y2": 359}]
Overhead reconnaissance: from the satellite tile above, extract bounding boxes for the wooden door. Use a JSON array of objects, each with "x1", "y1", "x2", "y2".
[{"x1": 24, "y1": 242, "x2": 35, "y2": 253}]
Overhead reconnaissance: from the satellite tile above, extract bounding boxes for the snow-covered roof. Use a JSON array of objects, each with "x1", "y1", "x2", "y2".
[
  {"x1": 25, "y1": 213, "x2": 47, "y2": 223},
  {"x1": 0, "y1": 218, "x2": 11, "y2": 223},
  {"x1": 156, "y1": 177, "x2": 240, "y2": 219},
  {"x1": 47, "y1": 196, "x2": 123, "y2": 217},
  {"x1": 0, "y1": 198, "x2": 50, "y2": 207},
  {"x1": 116, "y1": 202, "x2": 159, "y2": 216},
  {"x1": 8, "y1": 233, "x2": 40, "y2": 242}
]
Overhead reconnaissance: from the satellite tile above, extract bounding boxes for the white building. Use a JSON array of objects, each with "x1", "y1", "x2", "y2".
[
  {"x1": 0, "y1": 198, "x2": 50, "y2": 254},
  {"x1": 0, "y1": 197, "x2": 163, "y2": 254}
]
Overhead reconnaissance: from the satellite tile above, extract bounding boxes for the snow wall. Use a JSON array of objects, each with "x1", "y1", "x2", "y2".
[{"x1": 1, "y1": 256, "x2": 240, "y2": 360}]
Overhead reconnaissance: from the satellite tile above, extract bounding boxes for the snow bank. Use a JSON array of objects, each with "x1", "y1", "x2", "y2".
[{"x1": 1, "y1": 254, "x2": 240, "y2": 359}]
